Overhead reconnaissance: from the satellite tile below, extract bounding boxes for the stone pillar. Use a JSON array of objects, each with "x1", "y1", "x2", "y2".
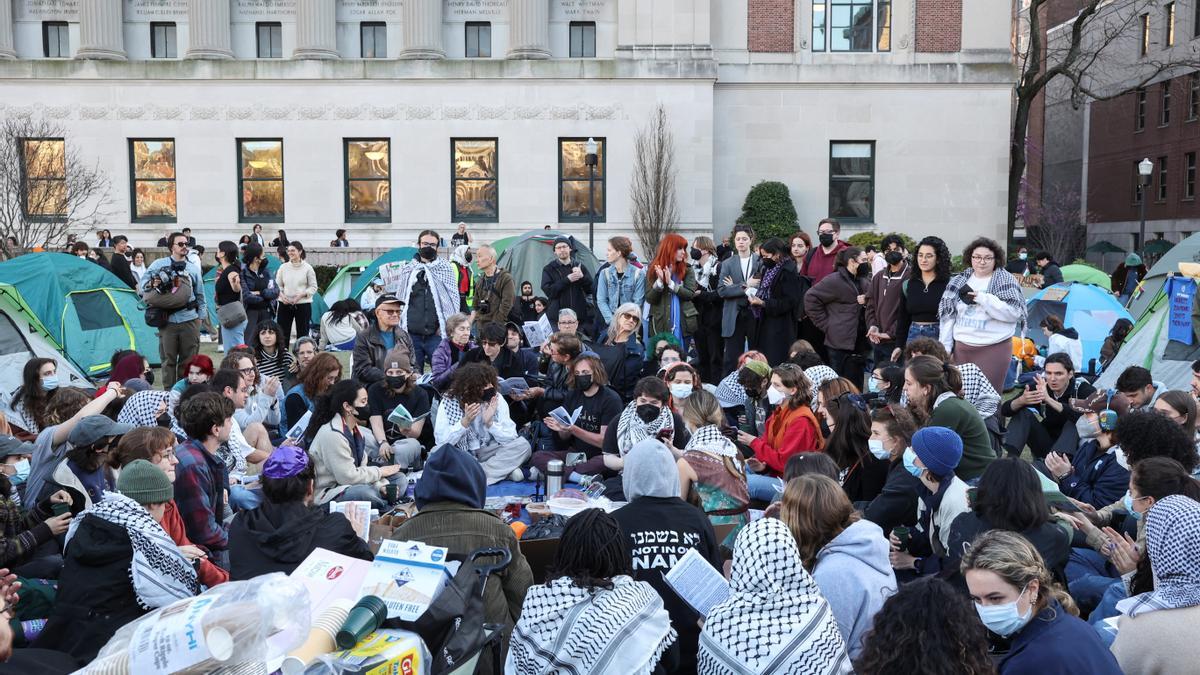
[
  {"x1": 77, "y1": 0, "x2": 127, "y2": 60},
  {"x1": 507, "y1": 0, "x2": 551, "y2": 59},
  {"x1": 186, "y1": 0, "x2": 234, "y2": 60},
  {"x1": 294, "y1": 0, "x2": 339, "y2": 59},
  {"x1": 400, "y1": 0, "x2": 444, "y2": 59},
  {"x1": 0, "y1": 0, "x2": 15, "y2": 60}
]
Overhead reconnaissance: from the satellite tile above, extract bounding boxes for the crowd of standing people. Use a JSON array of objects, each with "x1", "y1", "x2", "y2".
[{"x1": 0, "y1": 220, "x2": 1194, "y2": 674}]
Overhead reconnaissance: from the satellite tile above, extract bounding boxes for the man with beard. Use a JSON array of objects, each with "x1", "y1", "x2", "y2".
[
  {"x1": 387, "y1": 231, "x2": 459, "y2": 372},
  {"x1": 541, "y1": 237, "x2": 594, "y2": 335},
  {"x1": 800, "y1": 218, "x2": 850, "y2": 284}
]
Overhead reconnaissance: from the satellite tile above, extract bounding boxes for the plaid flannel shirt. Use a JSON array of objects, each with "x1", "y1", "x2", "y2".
[{"x1": 173, "y1": 438, "x2": 229, "y2": 552}]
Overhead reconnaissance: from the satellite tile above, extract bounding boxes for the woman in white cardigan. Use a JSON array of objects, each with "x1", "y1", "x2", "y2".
[
  {"x1": 307, "y1": 379, "x2": 403, "y2": 510},
  {"x1": 434, "y1": 362, "x2": 531, "y2": 484}
]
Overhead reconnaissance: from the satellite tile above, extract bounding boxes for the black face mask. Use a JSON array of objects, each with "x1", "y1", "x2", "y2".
[
  {"x1": 689, "y1": 247, "x2": 703, "y2": 261},
  {"x1": 385, "y1": 375, "x2": 407, "y2": 390},
  {"x1": 818, "y1": 233, "x2": 835, "y2": 247},
  {"x1": 480, "y1": 388, "x2": 496, "y2": 403},
  {"x1": 419, "y1": 246, "x2": 437, "y2": 262},
  {"x1": 463, "y1": 250, "x2": 473, "y2": 263},
  {"x1": 143, "y1": 371, "x2": 155, "y2": 386},
  {"x1": 884, "y1": 250, "x2": 904, "y2": 266},
  {"x1": 353, "y1": 405, "x2": 371, "y2": 421},
  {"x1": 156, "y1": 412, "x2": 172, "y2": 428},
  {"x1": 575, "y1": 374, "x2": 594, "y2": 391},
  {"x1": 856, "y1": 265, "x2": 871, "y2": 278},
  {"x1": 636, "y1": 403, "x2": 661, "y2": 424},
  {"x1": 760, "y1": 258, "x2": 776, "y2": 270}
]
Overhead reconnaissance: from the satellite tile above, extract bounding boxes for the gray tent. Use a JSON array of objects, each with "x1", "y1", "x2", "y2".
[
  {"x1": 496, "y1": 230, "x2": 602, "y2": 291},
  {"x1": 1127, "y1": 232, "x2": 1200, "y2": 319}
]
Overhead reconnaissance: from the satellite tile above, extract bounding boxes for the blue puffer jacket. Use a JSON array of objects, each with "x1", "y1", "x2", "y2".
[{"x1": 1057, "y1": 439, "x2": 1129, "y2": 510}]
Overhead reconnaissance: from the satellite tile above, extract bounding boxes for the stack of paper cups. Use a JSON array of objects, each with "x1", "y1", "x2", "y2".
[
  {"x1": 78, "y1": 650, "x2": 129, "y2": 674},
  {"x1": 281, "y1": 600, "x2": 354, "y2": 675}
]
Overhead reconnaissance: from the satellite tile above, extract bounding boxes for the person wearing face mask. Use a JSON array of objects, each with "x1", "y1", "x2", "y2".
[
  {"x1": 962, "y1": 530, "x2": 1122, "y2": 675},
  {"x1": 7, "y1": 358, "x2": 59, "y2": 435},
  {"x1": 865, "y1": 238, "x2": 910, "y2": 366},
  {"x1": 434, "y1": 363, "x2": 532, "y2": 484},
  {"x1": 862, "y1": 405, "x2": 922, "y2": 534},
  {"x1": 1041, "y1": 389, "x2": 1131, "y2": 510},
  {"x1": 390, "y1": 230, "x2": 460, "y2": 371},
  {"x1": 887, "y1": 426, "x2": 970, "y2": 579},
  {"x1": 534, "y1": 356, "x2": 623, "y2": 484},
  {"x1": 352, "y1": 293, "x2": 416, "y2": 388},
  {"x1": 0, "y1": 435, "x2": 73, "y2": 576},
  {"x1": 663, "y1": 362, "x2": 701, "y2": 412},
  {"x1": 601, "y1": 377, "x2": 689, "y2": 474},
  {"x1": 737, "y1": 364, "x2": 824, "y2": 502},
  {"x1": 677, "y1": 389, "x2": 748, "y2": 550},
  {"x1": 818, "y1": 383, "x2": 890, "y2": 503},
  {"x1": 1004, "y1": 246, "x2": 1032, "y2": 276},
  {"x1": 747, "y1": 237, "x2": 805, "y2": 367},
  {"x1": 307, "y1": 379, "x2": 405, "y2": 511},
  {"x1": 805, "y1": 247, "x2": 871, "y2": 389},
  {"x1": 800, "y1": 217, "x2": 850, "y2": 285},
  {"x1": 366, "y1": 349, "x2": 429, "y2": 471}
]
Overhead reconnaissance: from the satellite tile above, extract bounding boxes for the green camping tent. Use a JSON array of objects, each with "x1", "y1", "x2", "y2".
[
  {"x1": 0, "y1": 253, "x2": 160, "y2": 377},
  {"x1": 203, "y1": 255, "x2": 327, "y2": 337},
  {"x1": 1060, "y1": 264, "x2": 1111, "y2": 290},
  {"x1": 0, "y1": 283, "x2": 90, "y2": 397},
  {"x1": 346, "y1": 247, "x2": 419, "y2": 302},
  {"x1": 495, "y1": 230, "x2": 601, "y2": 290},
  {"x1": 1127, "y1": 233, "x2": 1200, "y2": 320},
  {"x1": 323, "y1": 259, "x2": 374, "y2": 305},
  {"x1": 1095, "y1": 275, "x2": 1200, "y2": 391}
]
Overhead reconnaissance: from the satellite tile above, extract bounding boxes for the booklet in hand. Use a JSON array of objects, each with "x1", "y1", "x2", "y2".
[
  {"x1": 549, "y1": 406, "x2": 582, "y2": 428},
  {"x1": 664, "y1": 548, "x2": 729, "y2": 617},
  {"x1": 285, "y1": 410, "x2": 312, "y2": 442},
  {"x1": 499, "y1": 377, "x2": 529, "y2": 396},
  {"x1": 387, "y1": 403, "x2": 429, "y2": 429}
]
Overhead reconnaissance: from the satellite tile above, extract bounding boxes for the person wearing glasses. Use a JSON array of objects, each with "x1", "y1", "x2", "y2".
[
  {"x1": 140, "y1": 231, "x2": 206, "y2": 388},
  {"x1": 938, "y1": 237, "x2": 1026, "y2": 395},
  {"x1": 386, "y1": 230, "x2": 460, "y2": 372},
  {"x1": 352, "y1": 293, "x2": 416, "y2": 388}
]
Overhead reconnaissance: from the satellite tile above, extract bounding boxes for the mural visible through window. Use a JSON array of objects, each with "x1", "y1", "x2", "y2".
[
  {"x1": 22, "y1": 139, "x2": 66, "y2": 218},
  {"x1": 130, "y1": 140, "x2": 177, "y2": 222},
  {"x1": 239, "y1": 139, "x2": 284, "y2": 222},
  {"x1": 452, "y1": 139, "x2": 498, "y2": 221},
  {"x1": 345, "y1": 140, "x2": 391, "y2": 221},
  {"x1": 559, "y1": 138, "x2": 605, "y2": 222}
]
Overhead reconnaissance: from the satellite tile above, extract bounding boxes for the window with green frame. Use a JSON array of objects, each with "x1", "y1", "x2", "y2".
[
  {"x1": 452, "y1": 138, "x2": 498, "y2": 221},
  {"x1": 558, "y1": 138, "x2": 605, "y2": 222},
  {"x1": 129, "y1": 139, "x2": 177, "y2": 223},
  {"x1": 344, "y1": 139, "x2": 390, "y2": 221},
  {"x1": 829, "y1": 141, "x2": 875, "y2": 222},
  {"x1": 238, "y1": 139, "x2": 284, "y2": 223}
]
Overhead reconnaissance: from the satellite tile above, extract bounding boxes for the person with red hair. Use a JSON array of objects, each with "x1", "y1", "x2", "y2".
[
  {"x1": 645, "y1": 233, "x2": 698, "y2": 348},
  {"x1": 172, "y1": 354, "x2": 215, "y2": 393}
]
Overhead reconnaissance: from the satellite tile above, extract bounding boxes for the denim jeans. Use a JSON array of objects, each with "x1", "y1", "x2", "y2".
[
  {"x1": 229, "y1": 483, "x2": 262, "y2": 511},
  {"x1": 335, "y1": 483, "x2": 388, "y2": 511},
  {"x1": 906, "y1": 323, "x2": 939, "y2": 344},
  {"x1": 220, "y1": 318, "x2": 247, "y2": 352},
  {"x1": 410, "y1": 333, "x2": 442, "y2": 372},
  {"x1": 1066, "y1": 547, "x2": 1118, "y2": 616},
  {"x1": 746, "y1": 472, "x2": 784, "y2": 502}
]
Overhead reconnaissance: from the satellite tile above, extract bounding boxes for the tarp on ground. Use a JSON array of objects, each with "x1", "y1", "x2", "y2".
[
  {"x1": 1095, "y1": 275, "x2": 1200, "y2": 391},
  {"x1": 1060, "y1": 264, "x2": 1112, "y2": 291},
  {"x1": 495, "y1": 230, "x2": 601, "y2": 291},
  {"x1": 1127, "y1": 232, "x2": 1200, "y2": 320},
  {"x1": 1027, "y1": 282, "x2": 1132, "y2": 374},
  {"x1": 0, "y1": 253, "x2": 159, "y2": 377}
]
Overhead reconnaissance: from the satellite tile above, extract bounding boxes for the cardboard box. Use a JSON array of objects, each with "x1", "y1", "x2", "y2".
[
  {"x1": 360, "y1": 540, "x2": 451, "y2": 621},
  {"x1": 368, "y1": 512, "x2": 413, "y2": 555}
]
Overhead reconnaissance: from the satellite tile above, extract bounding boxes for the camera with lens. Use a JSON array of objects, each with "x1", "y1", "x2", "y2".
[{"x1": 477, "y1": 301, "x2": 491, "y2": 315}]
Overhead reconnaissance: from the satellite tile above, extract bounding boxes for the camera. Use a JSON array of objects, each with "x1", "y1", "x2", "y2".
[{"x1": 478, "y1": 301, "x2": 491, "y2": 314}]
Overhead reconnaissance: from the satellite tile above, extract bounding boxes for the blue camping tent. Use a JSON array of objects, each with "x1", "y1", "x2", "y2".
[{"x1": 1026, "y1": 282, "x2": 1133, "y2": 374}]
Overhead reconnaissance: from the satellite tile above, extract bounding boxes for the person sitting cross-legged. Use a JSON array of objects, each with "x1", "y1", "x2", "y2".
[{"x1": 1001, "y1": 352, "x2": 1094, "y2": 460}]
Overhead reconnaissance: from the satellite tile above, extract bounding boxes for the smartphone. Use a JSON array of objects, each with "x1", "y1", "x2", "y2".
[{"x1": 565, "y1": 452, "x2": 587, "y2": 468}]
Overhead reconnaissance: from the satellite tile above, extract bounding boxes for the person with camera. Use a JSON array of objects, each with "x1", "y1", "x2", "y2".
[
  {"x1": 472, "y1": 244, "x2": 515, "y2": 329},
  {"x1": 141, "y1": 232, "x2": 205, "y2": 388}
]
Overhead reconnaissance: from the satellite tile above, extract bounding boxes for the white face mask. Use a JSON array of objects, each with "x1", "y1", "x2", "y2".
[
  {"x1": 766, "y1": 386, "x2": 788, "y2": 405},
  {"x1": 868, "y1": 439, "x2": 890, "y2": 460}
]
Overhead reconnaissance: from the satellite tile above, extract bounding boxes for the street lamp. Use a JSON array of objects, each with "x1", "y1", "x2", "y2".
[
  {"x1": 1138, "y1": 157, "x2": 1154, "y2": 255},
  {"x1": 585, "y1": 137, "x2": 598, "y2": 251}
]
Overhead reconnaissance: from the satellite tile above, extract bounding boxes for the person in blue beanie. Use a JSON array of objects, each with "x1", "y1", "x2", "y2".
[{"x1": 887, "y1": 426, "x2": 970, "y2": 578}]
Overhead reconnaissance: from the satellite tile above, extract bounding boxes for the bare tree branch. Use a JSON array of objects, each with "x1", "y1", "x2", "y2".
[{"x1": 630, "y1": 105, "x2": 679, "y2": 255}]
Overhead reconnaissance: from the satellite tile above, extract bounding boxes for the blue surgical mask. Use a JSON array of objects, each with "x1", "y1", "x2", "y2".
[
  {"x1": 41, "y1": 376, "x2": 58, "y2": 391},
  {"x1": 8, "y1": 459, "x2": 29, "y2": 485},
  {"x1": 1123, "y1": 492, "x2": 1143, "y2": 520},
  {"x1": 670, "y1": 384, "x2": 694, "y2": 400},
  {"x1": 867, "y1": 377, "x2": 882, "y2": 394},
  {"x1": 975, "y1": 583, "x2": 1033, "y2": 637},
  {"x1": 902, "y1": 448, "x2": 923, "y2": 478},
  {"x1": 868, "y1": 439, "x2": 890, "y2": 460}
]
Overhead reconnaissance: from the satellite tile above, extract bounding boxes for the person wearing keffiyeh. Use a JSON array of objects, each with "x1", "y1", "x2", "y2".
[
  {"x1": 698, "y1": 518, "x2": 852, "y2": 675},
  {"x1": 508, "y1": 508, "x2": 676, "y2": 675},
  {"x1": 938, "y1": 237, "x2": 1026, "y2": 395},
  {"x1": 677, "y1": 389, "x2": 749, "y2": 550}
]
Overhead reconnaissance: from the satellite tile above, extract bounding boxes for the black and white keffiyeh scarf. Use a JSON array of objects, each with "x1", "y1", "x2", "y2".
[
  {"x1": 439, "y1": 396, "x2": 487, "y2": 451},
  {"x1": 507, "y1": 575, "x2": 676, "y2": 675},
  {"x1": 117, "y1": 389, "x2": 172, "y2": 428},
  {"x1": 698, "y1": 519, "x2": 851, "y2": 675},
  {"x1": 388, "y1": 258, "x2": 460, "y2": 336},
  {"x1": 66, "y1": 492, "x2": 197, "y2": 610},
  {"x1": 714, "y1": 371, "x2": 748, "y2": 409},
  {"x1": 616, "y1": 401, "x2": 674, "y2": 456},
  {"x1": 1123, "y1": 494, "x2": 1200, "y2": 617},
  {"x1": 938, "y1": 268, "x2": 1026, "y2": 326},
  {"x1": 685, "y1": 424, "x2": 738, "y2": 459},
  {"x1": 804, "y1": 365, "x2": 839, "y2": 402}
]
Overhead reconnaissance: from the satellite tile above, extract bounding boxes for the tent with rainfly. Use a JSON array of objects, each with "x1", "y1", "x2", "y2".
[
  {"x1": 203, "y1": 256, "x2": 328, "y2": 340},
  {"x1": 1095, "y1": 274, "x2": 1200, "y2": 392},
  {"x1": 0, "y1": 253, "x2": 160, "y2": 378},
  {"x1": 345, "y1": 247, "x2": 419, "y2": 302},
  {"x1": 495, "y1": 230, "x2": 601, "y2": 291},
  {"x1": 1126, "y1": 232, "x2": 1200, "y2": 320},
  {"x1": 322, "y1": 259, "x2": 375, "y2": 305},
  {"x1": 0, "y1": 283, "x2": 90, "y2": 399},
  {"x1": 1026, "y1": 282, "x2": 1132, "y2": 375}
]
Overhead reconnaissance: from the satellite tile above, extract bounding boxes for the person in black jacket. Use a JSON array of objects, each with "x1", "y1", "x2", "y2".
[
  {"x1": 108, "y1": 236, "x2": 137, "y2": 289},
  {"x1": 748, "y1": 237, "x2": 805, "y2": 369},
  {"x1": 612, "y1": 438, "x2": 720, "y2": 675},
  {"x1": 1001, "y1": 353, "x2": 1094, "y2": 460},
  {"x1": 1036, "y1": 251, "x2": 1064, "y2": 288},
  {"x1": 691, "y1": 236, "x2": 724, "y2": 384},
  {"x1": 228, "y1": 445, "x2": 372, "y2": 581},
  {"x1": 540, "y1": 237, "x2": 593, "y2": 335},
  {"x1": 862, "y1": 404, "x2": 921, "y2": 535},
  {"x1": 240, "y1": 243, "x2": 278, "y2": 339}
]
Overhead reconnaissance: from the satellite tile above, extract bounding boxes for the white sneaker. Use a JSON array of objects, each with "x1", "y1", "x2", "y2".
[
  {"x1": 508, "y1": 468, "x2": 525, "y2": 483},
  {"x1": 527, "y1": 467, "x2": 541, "y2": 482}
]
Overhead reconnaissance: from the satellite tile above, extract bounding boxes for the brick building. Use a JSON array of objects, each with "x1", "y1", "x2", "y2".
[{"x1": 0, "y1": 0, "x2": 1014, "y2": 254}]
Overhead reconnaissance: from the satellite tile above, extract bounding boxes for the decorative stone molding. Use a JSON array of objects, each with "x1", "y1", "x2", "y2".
[
  {"x1": 443, "y1": 105, "x2": 471, "y2": 120},
  {"x1": 226, "y1": 106, "x2": 255, "y2": 120},
  {"x1": 551, "y1": 106, "x2": 580, "y2": 119},
  {"x1": 513, "y1": 106, "x2": 544, "y2": 120},
  {"x1": 152, "y1": 106, "x2": 184, "y2": 120},
  {"x1": 371, "y1": 106, "x2": 400, "y2": 119},
  {"x1": 298, "y1": 106, "x2": 330, "y2": 120},
  {"x1": 80, "y1": 106, "x2": 111, "y2": 120},
  {"x1": 43, "y1": 106, "x2": 74, "y2": 119},
  {"x1": 119, "y1": 106, "x2": 146, "y2": 119},
  {"x1": 335, "y1": 106, "x2": 363, "y2": 119},
  {"x1": 479, "y1": 105, "x2": 508, "y2": 120},
  {"x1": 407, "y1": 105, "x2": 435, "y2": 119},
  {"x1": 189, "y1": 106, "x2": 221, "y2": 120},
  {"x1": 262, "y1": 106, "x2": 294, "y2": 120}
]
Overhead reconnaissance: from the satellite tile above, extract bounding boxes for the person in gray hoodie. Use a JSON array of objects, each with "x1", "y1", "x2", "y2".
[{"x1": 781, "y1": 473, "x2": 896, "y2": 659}]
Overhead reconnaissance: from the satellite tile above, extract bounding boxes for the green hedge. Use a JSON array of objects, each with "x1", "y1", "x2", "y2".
[
  {"x1": 314, "y1": 265, "x2": 338, "y2": 295},
  {"x1": 736, "y1": 181, "x2": 798, "y2": 242},
  {"x1": 845, "y1": 231, "x2": 918, "y2": 253}
]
